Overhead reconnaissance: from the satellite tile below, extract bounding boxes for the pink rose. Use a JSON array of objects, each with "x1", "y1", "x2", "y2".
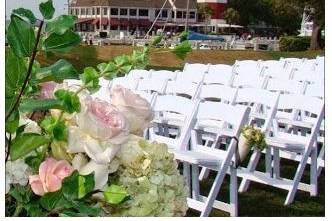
[
  {"x1": 111, "y1": 86, "x2": 153, "y2": 135},
  {"x1": 40, "y1": 82, "x2": 57, "y2": 99},
  {"x1": 77, "y1": 97, "x2": 129, "y2": 141},
  {"x1": 29, "y1": 158, "x2": 74, "y2": 196}
]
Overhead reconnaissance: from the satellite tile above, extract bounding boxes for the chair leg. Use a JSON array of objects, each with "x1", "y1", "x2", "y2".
[
  {"x1": 317, "y1": 145, "x2": 325, "y2": 177},
  {"x1": 239, "y1": 150, "x2": 261, "y2": 193},
  {"x1": 285, "y1": 148, "x2": 312, "y2": 205},
  {"x1": 200, "y1": 166, "x2": 228, "y2": 217},
  {"x1": 199, "y1": 167, "x2": 210, "y2": 181},
  {"x1": 230, "y1": 164, "x2": 238, "y2": 217},
  {"x1": 183, "y1": 162, "x2": 192, "y2": 197},
  {"x1": 265, "y1": 147, "x2": 272, "y2": 177},
  {"x1": 273, "y1": 148, "x2": 280, "y2": 179},
  {"x1": 192, "y1": 164, "x2": 200, "y2": 200},
  {"x1": 310, "y1": 147, "x2": 318, "y2": 196}
]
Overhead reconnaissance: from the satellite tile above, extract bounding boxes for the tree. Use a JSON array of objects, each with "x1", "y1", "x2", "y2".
[
  {"x1": 197, "y1": 3, "x2": 214, "y2": 34},
  {"x1": 224, "y1": 8, "x2": 241, "y2": 33}
]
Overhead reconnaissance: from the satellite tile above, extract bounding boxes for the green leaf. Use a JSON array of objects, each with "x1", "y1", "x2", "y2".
[
  {"x1": 41, "y1": 116, "x2": 68, "y2": 141},
  {"x1": 36, "y1": 59, "x2": 78, "y2": 83},
  {"x1": 43, "y1": 30, "x2": 81, "y2": 52},
  {"x1": 39, "y1": 0, "x2": 55, "y2": 20},
  {"x1": 103, "y1": 185, "x2": 129, "y2": 205},
  {"x1": 150, "y1": 35, "x2": 163, "y2": 46},
  {"x1": 46, "y1": 15, "x2": 76, "y2": 35},
  {"x1": 9, "y1": 185, "x2": 33, "y2": 204},
  {"x1": 39, "y1": 191, "x2": 64, "y2": 211},
  {"x1": 12, "y1": 8, "x2": 37, "y2": 24},
  {"x1": 24, "y1": 201, "x2": 47, "y2": 217},
  {"x1": 80, "y1": 67, "x2": 100, "y2": 92},
  {"x1": 172, "y1": 40, "x2": 192, "y2": 60},
  {"x1": 5, "y1": 110, "x2": 19, "y2": 133},
  {"x1": 54, "y1": 89, "x2": 81, "y2": 113},
  {"x1": 20, "y1": 99, "x2": 63, "y2": 112},
  {"x1": 179, "y1": 31, "x2": 189, "y2": 42},
  {"x1": 25, "y1": 155, "x2": 43, "y2": 172},
  {"x1": 99, "y1": 62, "x2": 117, "y2": 80},
  {"x1": 7, "y1": 14, "x2": 35, "y2": 58},
  {"x1": 10, "y1": 133, "x2": 50, "y2": 161},
  {"x1": 62, "y1": 171, "x2": 95, "y2": 200}
]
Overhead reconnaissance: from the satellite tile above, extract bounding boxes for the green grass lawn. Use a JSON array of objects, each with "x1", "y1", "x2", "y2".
[
  {"x1": 39, "y1": 45, "x2": 325, "y2": 217},
  {"x1": 38, "y1": 45, "x2": 324, "y2": 72}
]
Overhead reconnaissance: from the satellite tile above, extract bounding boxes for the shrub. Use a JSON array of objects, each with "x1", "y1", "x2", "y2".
[{"x1": 279, "y1": 36, "x2": 311, "y2": 51}]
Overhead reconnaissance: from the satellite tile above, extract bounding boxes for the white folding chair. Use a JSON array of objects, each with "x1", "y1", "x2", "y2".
[
  {"x1": 204, "y1": 64, "x2": 235, "y2": 86},
  {"x1": 150, "y1": 70, "x2": 178, "y2": 81},
  {"x1": 181, "y1": 102, "x2": 250, "y2": 217},
  {"x1": 183, "y1": 63, "x2": 210, "y2": 74},
  {"x1": 305, "y1": 81, "x2": 324, "y2": 99},
  {"x1": 232, "y1": 73, "x2": 266, "y2": 89},
  {"x1": 262, "y1": 66, "x2": 293, "y2": 80},
  {"x1": 110, "y1": 76, "x2": 138, "y2": 91},
  {"x1": 262, "y1": 94, "x2": 325, "y2": 205},
  {"x1": 127, "y1": 69, "x2": 151, "y2": 79},
  {"x1": 165, "y1": 80, "x2": 200, "y2": 100},
  {"x1": 198, "y1": 84, "x2": 238, "y2": 104},
  {"x1": 234, "y1": 60, "x2": 260, "y2": 69},
  {"x1": 265, "y1": 78, "x2": 305, "y2": 95},
  {"x1": 136, "y1": 78, "x2": 167, "y2": 94},
  {"x1": 292, "y1": 69, "x2": 323, "y2": 84}
]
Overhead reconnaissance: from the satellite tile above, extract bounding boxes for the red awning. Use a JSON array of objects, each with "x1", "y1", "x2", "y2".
[
  {"x1": 119, "y1": 19, "x2": 130, "y2": 26},
  {"x1": 76, "y1": 18, "x2": 94, "y2": 24},
  {"x1": 92, "y1": 18, "x2": 109, "y2": 25},
  {"x1": 109, "y1": 18, "x2": 120, "y2": 26}
]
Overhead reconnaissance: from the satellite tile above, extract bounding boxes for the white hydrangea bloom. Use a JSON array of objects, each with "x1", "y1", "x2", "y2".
[
  {"x1": 5, "y1": 159, "x2": 32, "y2": 194},
  {"x1": 111, "y1": 135, "x2": 188, "y2": 217},
  {"x1": 19, "y1": 117, "x2": 42, "y2": 134}
]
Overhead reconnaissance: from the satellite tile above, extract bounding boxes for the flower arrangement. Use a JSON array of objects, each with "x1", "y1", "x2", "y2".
[
  {"x1": 240, "y1": 126, "x2": 267, "y2": 151},
  {"x1": 5, "y1": 0, "x2": 191, "y2": 217}
]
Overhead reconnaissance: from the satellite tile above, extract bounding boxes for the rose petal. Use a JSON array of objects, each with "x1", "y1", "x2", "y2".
[
  {"x1": 29, "y1": 175, "x2": 45, "y2": 196},
  {"x1": 39, "y1": 158, "x2": 57, "y2": 191},
  {"x1": 45, "y1": 174, "x2": 62, "y2": 192},
  {"x1": 51, "y1": 160, "x2": 74, "y2": 180},
  {"x1": 79, "y1": 161, "x2": 109, "y2": 190}
]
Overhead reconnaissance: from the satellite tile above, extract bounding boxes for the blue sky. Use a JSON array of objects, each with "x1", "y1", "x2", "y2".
[{"x1": 6, "y1": 0, "x2": 67, "y2": 19}]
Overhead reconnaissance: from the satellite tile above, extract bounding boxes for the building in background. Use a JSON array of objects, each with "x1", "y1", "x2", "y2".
[
  {"x1": 197, "y1": 0, "x2": 228, "y2": 32},
  {"x1": 69, "y1": 0, "x2": 197, "y2": 37}
]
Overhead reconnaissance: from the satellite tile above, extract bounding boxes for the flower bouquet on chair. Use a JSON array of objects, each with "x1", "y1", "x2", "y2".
[{"x1": 237, "y1": 126, "x2": 267, "y2": 164}]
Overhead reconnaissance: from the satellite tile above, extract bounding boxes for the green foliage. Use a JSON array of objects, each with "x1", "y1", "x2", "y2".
[
  {"x1": 10, "y1": 133, "x2": 50, "y2": 161},
  {"x1": 35, "y1": 59, "x2": 78, "y2": 83},
  {"x1": 46, "y1": 15, "x2": 77, "y2": 35},
  {"x1": 279, "y1": 36, "x2": 311, "y2": 52},
  {"x1": 12, "y1": 8, "x2": 37, "y2": 24},
  {"x1": 25, "y1": 155, "x2": 44, "y2": 172},
  {"x1": 9, "y1": 185, "x2": 33, "y2": 204},
  {"x1": 179, "y1": 31, "x2": 189, "y2": 42},
  {"x1": 54, "y1": 89, "x2": 81, "y2": 113},
  {"x1": 20, "y1": 99, "x2": 63, "y2": 112},
  {"x1": 80, "y1": 67, "x2": 100, "y2": 92},
  {"x1": 224, "y1": 8, "x2": 241, "y2": 25},
  {"x1": 39, "y1": 190, "x2": 65, "y2": 211},
  {"x1": 7, "y1": 14, "x2": 35, "y2": 58},
  {"x1": 62, "y1": 171, "x2": 95, "y2": 200},
  {"x1": 39, "y1": 0, "x2": 55, "y2": 20},
  {"x1": 172, "y1": 41, "x2": 192, "y2": 60},
  {"x1": 5, "y1": 110, "x2": 19, "y2": 133},
  {"x1": 41, "y1": 116, "x2": 68, "y2": 141},
  {"x1": 150, "y1": 35, "x2": 163, "y2": 46},
  {"x1": 5, "y1": 50, "x2": 27, "y2": 114},
  {"x1": 103, "y1": 185, "x2": 129, "y2": 205},
  {"x1": 43, "y1": 30, "x2": 81, "y2": 52}
]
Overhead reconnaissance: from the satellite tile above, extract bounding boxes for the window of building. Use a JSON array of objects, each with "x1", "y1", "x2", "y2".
[
  {"x1": 111, "y1": 8, "x2": 118, "y2": 15},
  {"x1": 81, "y1": 8, "x2": 86, "y2": 15},
  {"x1": 87, "y1": 8, "x2": 91, "y2": 15},
  {"x1": 155, "y1": 9, "x2": 160, "y2": 18},
  {"x1": 92, "y1": 8, "x2": 95, "y2": 15},
  {"x1": 139, "y1": 9, "x2": 149, "y2": 17},
  {"x1": 189, "y1": 11, "x2": 195, "y2": 19},
  {"x1": 129, "y1": 9, "x2": 137, "y2": 16},
  {"x1": 162, "y1": 10, "x2": 168, "y2": 18},
  {"x1": 176, "y1": 11, "x2": 182, "y2": 19},
  {"x1": 103, "y1": 8, "x2": 108, "y2": 16},
  {"x1": 183, "y1": 11, "x2": 187, "y2": 19},
  {"x1": 120, "y1": 8, "x2": 128, "y2": 16},
  {"x1": 171, "y1": 11, "x2": 174, "y2": 18},
  {"x1": 103, "y1": 25, "x2": 108, "y2": 30},
  {"x1": 82, "y1": 23, "x2": 87, "y2": 31},
  {"x1": 75, "y1": 8, "x2": 79, "y2": 15},
  {"x1": 96, "y1": 8, "x2": 100, "y2": 15}
]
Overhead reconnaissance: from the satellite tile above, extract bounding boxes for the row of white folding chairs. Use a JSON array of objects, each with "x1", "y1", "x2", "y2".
[{"x1": 143, "y1": 89, "x2": 324, "y2": 216}]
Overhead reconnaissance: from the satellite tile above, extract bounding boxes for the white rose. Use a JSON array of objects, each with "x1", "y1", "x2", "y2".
[{"x1": 111, "y1": 86, "x2": 153, "y2": 136}]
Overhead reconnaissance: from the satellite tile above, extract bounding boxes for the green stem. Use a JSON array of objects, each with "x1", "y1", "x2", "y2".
[
  {"x1": 5, "y1": 20, "x2": 45, "y2": 122},
  {"x1": 13, "y1": 202, "x2": 23, "y2": 217}
]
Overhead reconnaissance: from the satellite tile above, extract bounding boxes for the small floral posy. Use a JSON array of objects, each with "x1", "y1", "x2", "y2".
[{"x1": 5, "y1": 0, "x2": 190, "y2": 217}]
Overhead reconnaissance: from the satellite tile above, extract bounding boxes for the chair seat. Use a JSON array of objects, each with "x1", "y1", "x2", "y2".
[{"x1": 266, "y1": 132, "x2": 309, "y2": 153}]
